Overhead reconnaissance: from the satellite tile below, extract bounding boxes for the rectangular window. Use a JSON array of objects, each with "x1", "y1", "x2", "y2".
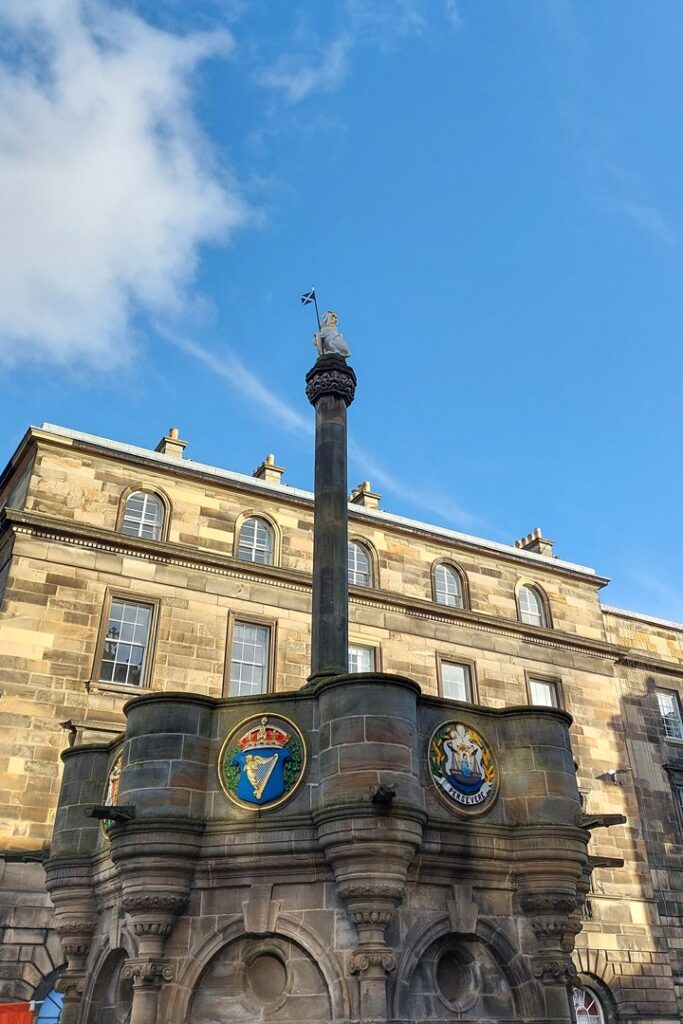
[
  {"x1": 657, "y1": 690, "x2": 683, "y2": 740},
  {"x1": 99, "y1": 598, "x2": 153, "y2": 687},
  {"x1": 230, "y1": 622, "x2": 271, "y2": 696},
  {"x1": 441, "y1": 661, "x2": 473, "y2": 702},
  {"x1": 529, "y1": 677, "x2": 560, "y2": 708},
  {"x1": 676, "y1": 786, "x2": 683, "y2": 816},
  {"x1": 348, "y1": 644, "x2": 375, "y2": 673},
  {"x1": 0, "y1": 557, "x2": 10, "y2": 609}
]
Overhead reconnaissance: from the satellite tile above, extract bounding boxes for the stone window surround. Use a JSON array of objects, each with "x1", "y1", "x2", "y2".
[
  {"x1": 232, "y1": 509, "x2": 282, "y2": 567},
  {"x1": 656, "y1": 687, "x2": 683, "y2": 742},
  {"x1": 525, "y1": 670, "x2": 564, "y2": 711},
  {"x1": 436, "y1": 653, "x2": 478, "y2": 704},
  {"x1": 223, "y1": 609, "x2": 278, "y2": 698},
  {"x1": 348, "y1": 537, "x2": 377, "y2": 588},
  {"x1": 89, "y1": 588, "x2": 160, "y2": 694},
  {"x1": 515, "y1": 578, "x2": 553, "y2": 630},
  {"x1": 431, "y1": 559, "x2": 470, "y2": 610},
  {"x1": 115, "y1": 484, "x2": 172, "y2": 543}
]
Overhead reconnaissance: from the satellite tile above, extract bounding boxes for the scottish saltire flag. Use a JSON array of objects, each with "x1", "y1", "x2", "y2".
[{"x1": 301, "y1": 288, "x2": 316, "y2": 305}]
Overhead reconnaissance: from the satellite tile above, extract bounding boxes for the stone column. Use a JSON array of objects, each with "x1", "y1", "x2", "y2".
[{"x1": 305, "y1": 353, "x2": 357, "y2": 682}]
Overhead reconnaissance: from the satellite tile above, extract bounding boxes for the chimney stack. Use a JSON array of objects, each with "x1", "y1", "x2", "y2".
[
  {"x1": 514, "y1": 527, "x2": 555, "y2": 558},
  {"x1": 155, "y1": 426, "x2": 188, "y2": 459},
  {"x1": 349, "y1": 481, "x2": 381, "y2": 510},
  {"x1": 253, "y1": 454, "x2": 285, "y2": 485}
]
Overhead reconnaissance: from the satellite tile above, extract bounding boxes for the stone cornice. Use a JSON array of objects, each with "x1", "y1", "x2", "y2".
[{"x1": 4, "y1": 507, "x2": 678, "y2": 671}]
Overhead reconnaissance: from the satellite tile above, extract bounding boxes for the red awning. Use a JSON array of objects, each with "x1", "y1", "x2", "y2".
[{"x1": 0, "y1": 1004, "x2": 34, "y2": 1024}]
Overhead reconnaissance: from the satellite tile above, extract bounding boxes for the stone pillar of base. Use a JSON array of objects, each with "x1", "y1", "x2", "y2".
[
  {"x1": 123, "y1": 958, "x2": 173, "y2": 1024},
  {"x1": 305, "y1": 353, "x2": 357, "y2": 682}
]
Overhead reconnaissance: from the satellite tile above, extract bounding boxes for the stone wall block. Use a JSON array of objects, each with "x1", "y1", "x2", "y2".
[{"x1": 50, "y1": 744, "x2": 111, "y2": 858}]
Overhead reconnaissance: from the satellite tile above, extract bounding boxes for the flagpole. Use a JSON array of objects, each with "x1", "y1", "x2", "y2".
[{"x1": 312, "y1": 289, "x2": 322, "y2": 330}]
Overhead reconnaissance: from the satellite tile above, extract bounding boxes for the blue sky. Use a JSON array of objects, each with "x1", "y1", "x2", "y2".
[{"x1": 0, "y1": 0, "x2": 682, "y2": 618}]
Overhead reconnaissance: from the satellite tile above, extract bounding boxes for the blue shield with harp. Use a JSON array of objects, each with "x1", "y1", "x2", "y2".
[{"x1": 232, "y1": 745, "x2": 291, "y2": 805}]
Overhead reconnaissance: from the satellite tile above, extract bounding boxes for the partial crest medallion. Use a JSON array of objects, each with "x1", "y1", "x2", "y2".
[
  {"x1": 218, "y1": 714, "x2": 307, "y2": 810},
  {"x1": 428, "y1": 721, "x2": 499, "y2": 816}
]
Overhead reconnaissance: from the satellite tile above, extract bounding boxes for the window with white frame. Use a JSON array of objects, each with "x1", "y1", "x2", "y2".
[
  {"x1": 348, "y1": 541, "x2": 372, "y2": 587},
  {"x1": 434, "y1": 564, "x2": 464, "y2": 608},
  {"x1": 440, "y1": 661, "x2": 473, "y2": 702},
  {"x1": 238, "y1": 516, "x2": 274, "y2": 565},
  {"x1": 122, "y1": 491, "x2": 165, "y2": 541},
  {"x1": 518, "y1": 585, "x2": 547, "y2": 627},
  {"x1": 657, "y1": 689, "x2": 683, "y2": 740},
  {"x1": 529, "y1": 677, "x2": 560, "y2": 708},
  {"x1": 99, "y1": 599, "x2": 153, "y2": 687},
  {"x1": 572, "y1": 986, "x2": 605, "y2": 1024},
  {"x1": 229, "y1": 622, "x2": 271, "y2": 696},
  {"x1": 675, "y1": 785, "x2": 683, "y2": 817},
  {"x1": 348, "y1": 644, "x2": 375, "y2": 673}
]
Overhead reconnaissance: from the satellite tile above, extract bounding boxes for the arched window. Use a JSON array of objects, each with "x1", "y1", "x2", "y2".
[
  {"x1": 348, "y1": 540, "x2": 372, "y2": 587},
  {"x1": 121, "y1": 490, "x2": 165, "y2": 541},
  {"x1": 434, "y1": 563, "x2": 465, "y2": 608},
  {"x1": 518, "y1": 584, "x2": 548, "y2": 628},
  {"x1": 573, "y1": 986, "x2": 605, "y2": 1024},
  {"x1": 238, "y1": 516, "x2": 274, "y2": 565}
]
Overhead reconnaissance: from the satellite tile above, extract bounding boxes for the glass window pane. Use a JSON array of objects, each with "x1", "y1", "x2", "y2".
[
  {"x1": 348, "y1": 645, "x2": 375, "y2": 673},
  {"x1": 239, "y1": 517, "x2": 274, "y2": 564},
  {"x1": 122, "y1": 491, "x2": 164, "y2": 541},
  {"x1": 348, "y1": 542, "x2": 371, "y2": 587},
  {"x1": 230, "y1": 622, "x2": 270, "y2": 696},
  {"x1": 441, "y1": 662, "x2": 472, "y2": 702},
  {"x1": 100, "y1": 599, "x2": 152, "y2": 686},
  {"x1": 519, "y1": 586, "x2": 545, "y2": 627},
  {"x1": 435, "y1": 564, "x2": 463, "y2": 607},
  {"x1": 530, "y1": 678, "x2": 559, "y2": 708},
  {"x1": 657, "y1": 691, "x2": 683, "y2": 739}
]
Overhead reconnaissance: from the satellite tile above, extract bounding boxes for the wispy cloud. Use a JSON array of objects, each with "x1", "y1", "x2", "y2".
[
  {"x1": 169, "y1": 334, "x2": 312, "y2": 437},
  {"x1": 625, "y1": 570, "x2": 683, "y2": 623},
  {"x1": 256, "y1": 33, "x2": 353, "y2": 104},
  {"x1": 170, "y1": 333, "x2": 475, "y2": 526},
  {"x1": 608, "y1": 197, "x2": 677, "y2": 248},
  {"x1": 0, "y1": 0, "x2": 248, "y2": 368},
  {"x1": 542, "y1": 2, "x2": 676, "y2": 248},
  {"x1": 255, "y1": 0, "x2": 461, "y2": 104}
]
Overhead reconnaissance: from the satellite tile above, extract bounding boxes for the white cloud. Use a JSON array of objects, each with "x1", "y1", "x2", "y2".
[
  {"x1": 0, "y1": 0, "x2": 248, "y2": 367},
  {"x1": 610, "y1": 198, "x2": 677, "y2": 248}
]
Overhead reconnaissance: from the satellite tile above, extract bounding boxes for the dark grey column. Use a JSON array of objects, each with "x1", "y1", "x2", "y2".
[{"x1": 305, "y1": 353, "x2": 357, "y2": 682}]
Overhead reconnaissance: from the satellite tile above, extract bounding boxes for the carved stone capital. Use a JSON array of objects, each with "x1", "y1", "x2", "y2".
[
  {"x1": 531, "y1": 956, "x2": 578, "y2": 985},
  {"x1": 305, "y1": 356, "x2": 357, "y2": 407},
  {"x1": 348, "y1": 948, "x2": 397, "y2": 975},
  {"x1": 520, "y1": 891, "x2": 577, "y2": 948},
  {"x1": 122, "y1": 957, "x2": 174, "y2": 986},
  {"x1": 55, "y1": 972, "x2": 87, "y2": 999}
]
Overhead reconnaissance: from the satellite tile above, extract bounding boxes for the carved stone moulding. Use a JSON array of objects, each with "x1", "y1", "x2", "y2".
[
  {"x1": 305, "y1": 357, "x2": 357, "y2": 407},
  {"x1": 122, "y1": 893, "x2": 189, "y2": 916},
  {"x1": 520, "y1": 891, "x2": 578, "y2": 950}
]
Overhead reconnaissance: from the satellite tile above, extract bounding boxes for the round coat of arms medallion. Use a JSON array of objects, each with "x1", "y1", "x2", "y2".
[
  {"x1": 428, "y1": 721, "x2": 498, "y2": 815},
  {"x1": 218, "y1": 714, "x2": 307, "y2": 811}
]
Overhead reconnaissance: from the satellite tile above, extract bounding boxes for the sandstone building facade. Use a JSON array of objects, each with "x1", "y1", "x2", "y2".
[{"x1": 1, "y1": 422, "x2": 683, "y2": 1021}]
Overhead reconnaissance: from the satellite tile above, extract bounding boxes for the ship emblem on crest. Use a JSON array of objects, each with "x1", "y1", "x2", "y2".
[
  {"x1": 218, "y1": 714, "x2": 306, "y2": 810},
  {"x1": 428, "y1": 721, "x2": 498, "y2": 815}
]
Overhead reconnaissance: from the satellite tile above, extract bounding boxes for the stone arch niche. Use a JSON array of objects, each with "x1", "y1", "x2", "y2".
[
  {"x1": 84, "y1": 948, "x2": 133, "y2": 1024},
  {"x1": 400, "y1": 933, "x2": 514, "y2": 1021},
  {"x1": 187, "y1": 933, "x2": 332, "y2": 1023}
]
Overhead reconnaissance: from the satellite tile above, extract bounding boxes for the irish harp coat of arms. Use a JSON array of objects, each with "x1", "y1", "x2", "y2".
[{"x1": 218, "y1": 714, "x2": 306, "y2": 810}]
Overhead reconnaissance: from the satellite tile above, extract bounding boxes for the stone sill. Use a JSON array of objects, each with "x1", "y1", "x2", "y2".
[{"x1": 86, "y1": 679, "x2": 149, "y2": 697}]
